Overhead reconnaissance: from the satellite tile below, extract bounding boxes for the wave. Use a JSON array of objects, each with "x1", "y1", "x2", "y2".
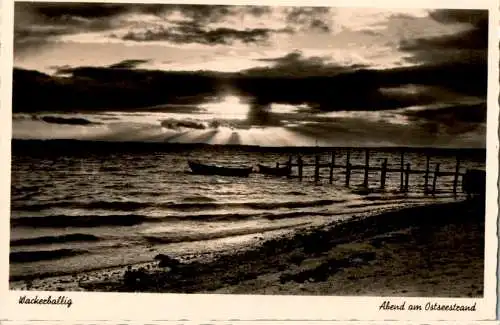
[
  {"x1": 41, "y1": 116, "x2": 98, "y2": 126},
  {"x1": 99, "y1": 166, "x2": 122, "y2": 172},
  {"x1": 143, "y1": 223, "x2": 307, "y2": 244},
  {"x1": 170, "y1": 212, "x2": 265, "y2": 221},
  {"x1": 10, "y1": 233, "x2": 100, "y2": 246},
  {"x1": 14, "y1": 199, "x2": 344, "y2": 213},
  {"x1": 15, "y1": 200, "x2": 152, "y2": 212},
  {"x1": 11, "y1": 212, "x2": 263, "y2": 228},
  {"x1": 162, "y1": 209, "x2": 338, "y2": 222},
  {"x1": 263, "y1": 211, "x2": 337, "y2": 220},
  {"x1": 10, "y1": 248, "x2": 87, "y2": 263},
  {"x1": 163, "y1": 199, "x2": 344, "y2": 211},
  {"x1": 181, "y1": 195, "x2": 217, "y2": 202},
  {"x1": 362, "y1": 194, "x2": 431, "y2": 201},
  {"x1": 11, "y1": 214, "x2": 152, "y2": 228},
  {"x1": 284, "y1": 191, "x2": 307, "y2": 196},
  {"x1": 346, "y1": 200, "x2": 425, "y2": 209},
  {"x1": 12, "y1": 184, "x2": 42, "y2": 192},
  {"x1": 12, "y1": 207, "x2": 340, "y2": 228}
]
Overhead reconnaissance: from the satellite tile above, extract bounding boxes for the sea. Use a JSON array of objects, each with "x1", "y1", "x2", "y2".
[{"x1": 10, "y1": 140, "x2": 486, "y2": 281}]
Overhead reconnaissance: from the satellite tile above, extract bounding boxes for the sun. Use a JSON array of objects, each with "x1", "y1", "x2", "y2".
[{"x1": 200, "y1": 95, "x2": 249, "y2": 120}]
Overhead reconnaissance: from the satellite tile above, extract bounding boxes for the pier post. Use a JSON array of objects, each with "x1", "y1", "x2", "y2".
[
  {"x1": 424, "y1": 155, "x2": 430, "y2": 193},
  {"x1": 380, "y1": 158, "x2": 387, "y2": 189},
  {"x1": 286, "y1": 156, "x2": 292, "y2": 179},
  {"x1": 298, "y1": 156, "x2": 303, "y2": 181},
  {"x1": 432, "y1": 163, "x2": 440, "y2": 194},
  {"x1": 404, "y1": 163, "x2": 410, "y2": 192},
  {"x1": 329, "y1": 151, "x2": 335, "y2": 184},
  {"x1": 400, "y1": 151, "x2": 405, "y2": 191},
  {"x1": 276, "y1": 162, "x2": 279, "y2": 169},
  {"x1": 345, "y1": 150, "x2": 351, "y2": 187},
  {"x1": 363, "y1": 149, "x2": 370, "y2": 188},
  {"x1": 314, "y1": 155, "x2": 320, "y2": 183},
  {"x1": 453, "y1": 156, "x2": 461, "y2": 194}
]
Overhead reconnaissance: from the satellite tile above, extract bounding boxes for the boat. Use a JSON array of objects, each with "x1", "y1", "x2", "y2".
[
  {"x1": 462, "y1": 169, "x2": 486, "y2": 198},
  {"x1": 257, "y1": 163, "x2": 291, "y2": 177},
  {"x1": 188, "y1": 160, "x2": 253, "y2": 177}
]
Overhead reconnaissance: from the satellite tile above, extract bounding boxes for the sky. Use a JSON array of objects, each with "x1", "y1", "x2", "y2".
[{"x1": 12, "y1": 4, "x2": 489, "y2": 148}]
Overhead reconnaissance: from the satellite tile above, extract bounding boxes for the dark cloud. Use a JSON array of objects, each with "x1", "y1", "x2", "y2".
[
  {"x1": 285, "y1": 7, "x2": 332, "y2": 32},
  {"x1": 401, "y1": 28, "x2": 487, "y2": 51},
  {"x1": 48, "y1": 64, "x2": 72, "y2": 74},
  {"x1": 41, "y1": 116, "x2": 98, "y2": 126},
  {"x1": 12, "y1": 67, "x2": 223, "y2": 112},
  {"x1": 108, "y1": 59, "x2": 150, "y2": 69},
  {"x1": 237, "y1": 45, "x2": 486, "y2": 107},
  {"x1": 403, "y1": 102, "x2": 486, "y2": 124},
  {"x1": 14, "y1": 2, "x2": 121, "y2": 55},
  {"x1": 429, "y1": 9, "x2": 487, "y2": 26},
  {"x1": 160, "y1": 119, "x2": 206, "y2": 130},
  {"x1": 14, "y1": 2, "x2": 201, "y2": 23},
  {"x1": 17, "y1": 3, "x2": 130, "y2": 19},
  {"x1": 309, "y1": 19, "x2": 331, "y2": 33},
  {"x1": 14, "y1": 3, "x2": 121, "y2": 32},
  {"x1": 246, "y1": 6, "x2": 272, "y2": 17},
  {"x1": 377, "y1": 85, "x2": 475, "y2": 108},
  {"x1": 12, "y1": 15, "x2": 488, "y2": 121},
  {"x1": 258, "y1": 51, "x2": 323, "y2": 64},
  {"x1": 15, "y1": 25, "x2": 71, "y2": 40},
  {"x1": 14, "y1": 38, "x2": 53, "y2": 59},
  {"x1": 12, "y1": 62, "x2": 487, "y2": 148},
  {"x1": 14, "y1": 3, "x2": 319, "y2": 28},
  {"x1": 235, "y1": 58, "x2": 486, "y2": 114},
  {"x1": 285, "y1": 113, "x2": 485, "y2": 148},
  {"x1": 245, "y1": 101, "x2": 283, "y2": 127},
  {"x1": 121, "y1": 25, "x2": 279, "y2": 45},
  {"x1": 12, "y1": 5, "x2": 488, "y2": 148},
  {"x1": 400, "y1": 9, "x2": 488, "y2": 65},
  {"x1": 247, "y1": 51, "x2": 366, "y2": 77},
  {"x1": 14, "y1": 3, "x2": 334, "y2": 52},
  {"x1": 173, "y1": 5, "x2": 233, "y2": 24},
  {"x1": 14, "y1": 57, "x2": 485, "y2": 114}
]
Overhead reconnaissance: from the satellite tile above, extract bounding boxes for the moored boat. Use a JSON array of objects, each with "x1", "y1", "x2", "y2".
[
  {"x1": 188, "y1": 160, "x2": 253, "y2": 177},
  {"x1": 257, "y1": 163, "x2": 291, "y2": 177},
  {"x1": 462, "y1": 169, "x2": 486, "y2": 198}
]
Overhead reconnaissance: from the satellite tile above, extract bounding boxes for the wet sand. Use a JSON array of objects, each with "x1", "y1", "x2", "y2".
[{"x1": 11, "y1": 198, "x2": 484, "y2": 297}]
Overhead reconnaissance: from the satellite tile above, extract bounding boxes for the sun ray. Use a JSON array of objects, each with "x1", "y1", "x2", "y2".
[
  {"x1": 164, "y1": 131, "x2": 192, "y2": 143},
  {"x1": 235, "y1": 129, "x2": 257, "y2": 146},
  {"x1": 190, "y1": 129, "x2": 219, "y2": 144},
  {"x1": 200, "y1": 96, "x2": 250, "y2": 121},
  {"x1": 239, "y1": 129, "x2": 256, "y2": 146},
  {"x1": 227, "y1": 132, "x2": 241, "y2": 145},
  {"x1": 205, "y1": 127, "x2": 234, "y2": 145},
  {"x1": 260, "y1": 128, "x2": 295, "y2": 146}
]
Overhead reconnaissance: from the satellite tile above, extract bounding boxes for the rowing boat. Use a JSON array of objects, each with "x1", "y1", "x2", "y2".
[
  {"x1": 257, "y1": 163, "x2": 291, "y2": 176},
  {"x1": 188, "y1": 160, "x2": 253, "y2": 177}
]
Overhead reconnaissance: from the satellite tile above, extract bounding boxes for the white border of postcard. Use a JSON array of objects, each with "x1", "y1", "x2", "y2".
[{"x1": 0, "y1": 0, "x2": 498, "y2": 321}]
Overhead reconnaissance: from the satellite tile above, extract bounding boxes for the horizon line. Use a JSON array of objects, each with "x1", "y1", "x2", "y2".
[{"x1": 10, "y1": 138, "x2": 486, "y2": 152}]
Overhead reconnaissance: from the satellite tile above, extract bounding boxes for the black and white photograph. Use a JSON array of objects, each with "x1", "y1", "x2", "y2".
[{"x1": 3, "y1": 0, "x2": 499, "y2": 320}]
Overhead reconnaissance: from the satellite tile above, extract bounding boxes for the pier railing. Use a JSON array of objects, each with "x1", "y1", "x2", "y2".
[{"x1": 277, "y1": 149, "x2": 464, "y2": 194}]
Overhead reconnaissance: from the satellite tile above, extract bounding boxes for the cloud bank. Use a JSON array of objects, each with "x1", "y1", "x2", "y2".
[{"x1": 12, "y1": 5, "x2": 488, "y2": 148}]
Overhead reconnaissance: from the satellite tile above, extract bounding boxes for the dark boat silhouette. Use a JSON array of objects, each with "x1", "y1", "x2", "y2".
[
  {"x1": 188, "y1": 160, "x2": 253, "y2": 177},
  {"x1": 462, "y1": 169, "x2": 486, "y2": 199},
  {"x1": 257, "y1": 164, "x2": 291, "y2": 177}
]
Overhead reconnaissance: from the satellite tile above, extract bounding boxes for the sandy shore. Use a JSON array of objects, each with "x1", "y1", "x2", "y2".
[{"x1": 11, "y1": 198, "x2": 484, "y2": 297}]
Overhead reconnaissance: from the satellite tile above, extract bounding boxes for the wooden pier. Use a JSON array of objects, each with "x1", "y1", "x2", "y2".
[{"x1": 277, "y1": 149, "x2": 466, "y2": 194}]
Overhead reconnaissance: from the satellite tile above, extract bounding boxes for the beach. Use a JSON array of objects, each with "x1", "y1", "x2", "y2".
[{"x1": 12, "y1": 198, "x2": 484, "y2": 297}]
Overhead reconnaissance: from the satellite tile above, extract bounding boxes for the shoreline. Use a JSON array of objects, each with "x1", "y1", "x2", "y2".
[{"x1": 11, "y1": 199, "x2": 485, "y2": 296}]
